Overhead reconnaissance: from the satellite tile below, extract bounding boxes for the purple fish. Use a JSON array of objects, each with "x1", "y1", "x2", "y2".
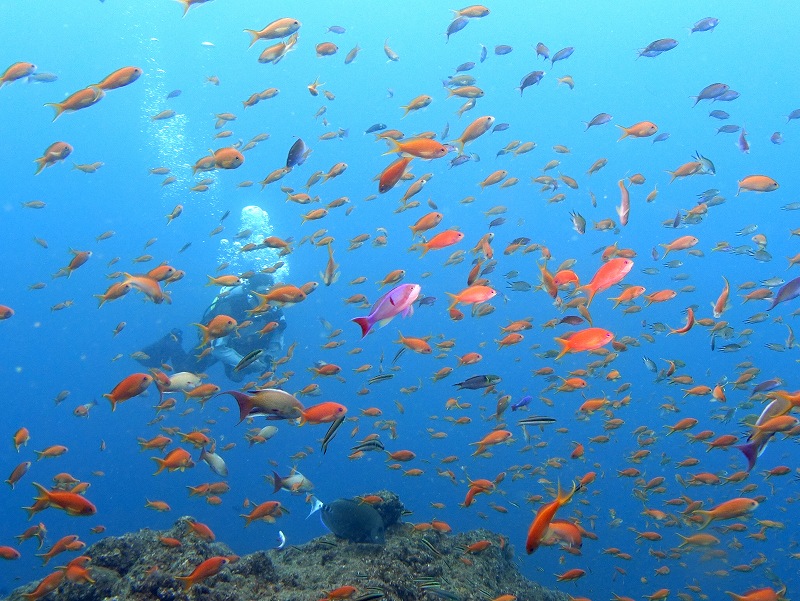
[
  {"x1": 511, "y1": 395, "x2": 533, "y2": 411},
  {"x1": 709, "y1": 110, "x2": 729, "y2": 120},
  {"x1": 351, "y1": 284, "x2": 421, "y2": 338},
  {"x1": 492, "y1": 122, "x2": 510, "y2": 133},
  {"x1": 768, "y1": 276, "x2": 800, "y2": 311},
  {"x1": 495, "y1": 45, "x2": 513, "y2": 55},
  {"x1": 771, "y1": 132, "x2": 784, "y2": 145}
]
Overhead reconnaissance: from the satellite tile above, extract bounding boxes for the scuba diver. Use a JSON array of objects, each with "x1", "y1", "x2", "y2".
[{"x1": 136, "y1": 272, "x2": 286, "y2": 382}]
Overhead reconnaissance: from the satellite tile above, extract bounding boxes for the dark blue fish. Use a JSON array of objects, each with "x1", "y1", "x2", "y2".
[
  {"x1": 327, "y1": 25, "x2": 346, "y2": 34},
  {"x1": 454, "y1": 375, "x2": 501, "y2": 390},
  {"x1": 535, "y1": 42, "x2": 549, "y2": 60},
  {"x1": 492, "y1": 122, "x2": 510, "y2": 133},
  {"x1": 716, "y1": 124, "x2": 740, "y2": 134},
  {"x1": 166, "y1": 89, "x2": 182, "y2": 99},
  {"x1": 365, "y1": 123, "x2": 386, "y2": 134},
  {"x1": 558, "y1": 316, "x2": 584, "y2": 325},
  {"x1": 652, "y1": 132, "x2": 670, "y2": 143},
  {"x1": 691, "y1": 17, "x2": 719, "y2": 33},
  {"x1": 511, "y1": 395, "x2": 532, "y2": 411},
  {"x1": 286, "y1": 138, "x2": 307, "y2": 168},
  {"x1": 446, "y1": 17, "x2": 469, "y2": 42},
  {"x1": 479, "y1": 45, "x2": 487, "y2": 63},
  {"x1": 517, "y1": 70, "x2": 544, "y2": 96},
  {"x1": 708, "y1": 110, "x2": 729, "y2": 120},
  {"x1": 495, "y1": 45, "x2": 513, "y2": 55},
  {"x1": 488, "y1": 217, "x2": 506, "y2": 228},
  {"x1": 455, "y1": 61, "x2": 475, "y2": 72},
  {"x1": 417, "y1": 296, "x2": 436, "y2": 306},
  {"x1": 550, "y1": 46, "x2": 574, "y2": 65},
  {"x1": 787, "y1": 109, "x2": 800, "y2": 122}
]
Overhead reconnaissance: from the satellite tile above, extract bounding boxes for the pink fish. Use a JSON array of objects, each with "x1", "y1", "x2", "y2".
[{"x1": 352, "y1": 283, "x2": 421, "y2": 338}]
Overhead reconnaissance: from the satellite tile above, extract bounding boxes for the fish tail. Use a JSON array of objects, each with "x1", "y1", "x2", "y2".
[
  {"x1": 221, "y1": 390, "x2": 253, "y2": 423},
  {"x1": 151, "y1": 457, "x2": 167, "y2": 475},
  {"x1": 692, "y1": 509, "x2": 713, "y2": 530},
  {"x1": 33, "y1": 156, "x2": 47, "y2": 176},
  {"x1": 553, "y1": 337, "x2": 569, "y2": 360},
  {"x1": 239, "y1": 515, "x2": 252, "y2": 527},
  {"x1": 351, "y1": 316, "x2": 371, "y2": 338},
  {"x1": 614, "y1": 125, "x2": 628, "y2": 141},
  {"x1": 102, "y1": 393, "x2": 117, "y2": 412},
  {"x1": 734, "y1": 442, "x2": 759, "y2": 471},
  {"x1": 193, "y1": 323, "x2": 209, "y2": 348},
  {"x1": 243, "y1": 29, "x2": 261, "y2": 48},
  {"x1": 271, "y1": 470, "x2": 284, "y2": 493},
  {"x1": 381, "y1": 138, "x2": 401, "y2": 156},
  {"x1": 43, "y1": 102, "x2": 64, "y2": 122},
  {"x1": 578, "y1": 285, "x2": 596, "y2": 307},
  {"x1": 445, "y1": 292, "x2": 459, "y2": 311},
  {"x1": 31, "y1": 482, "x2": 50, "y2": 505}
]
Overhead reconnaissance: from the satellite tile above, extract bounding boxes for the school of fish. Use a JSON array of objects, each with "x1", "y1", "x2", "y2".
[{"x1": 2, "y1": 3, "x2": 800, "y2": 601}]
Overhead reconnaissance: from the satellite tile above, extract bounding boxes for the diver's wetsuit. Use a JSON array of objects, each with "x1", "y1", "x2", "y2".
[{"x1": 137, "y1": 281, "x2": 286, "y2": 382}]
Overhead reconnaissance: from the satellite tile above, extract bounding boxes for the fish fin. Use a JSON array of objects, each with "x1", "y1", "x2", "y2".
[
  {"x1": 271, "y1": 471, "x2": 283, "y2": 494},
  {"x1": 553, "y1": 337, "x2": 569, "y2": 360},
  {"x1": 307, "y1": 496, "x2": 324, "y2": 519},
  {"x1": 381, "y1": 138, "x2": 401, "y2": 156},
  {"x1": 734, "y1": 442, "x2": 759, "y2": 472},
  {"x1": 43, "y1": 102, "x2": 64, "y2": 122},
  {"x1": 614, "y1": 125, "x2": 628, "y2": 141},
  {"x1": 351, "y1": 317, "x2": 371, "y2": 338}
]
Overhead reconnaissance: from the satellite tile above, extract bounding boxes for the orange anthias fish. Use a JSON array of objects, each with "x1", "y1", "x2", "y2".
[
  {"x1": 554, "y1": 328, "x2": 614, "y2": 360},
  {"x1": 95, "y1": 66, "x2": 142, "y2": 90},
  {"x1": 616, "y1": 121, "x2": 658, "y2": 140},
  {"x1": 44, "y1": 86, "x2": 104, "y2": 121},
  {"x1": 297, "y1": 401, "x2": 347, "y2": 425},
  {"x1": 103, "y1": 373, "x2": 153, "y2": 411},
  {"x1": 194, "y1": 314, "x2": 238, "y2": 347},
  {"x1": 578, "y1": 258, "x2": 633, "y2": 306},
  {"x1": 414, "y1": 229, "x2": 464, "y2": 256},
  {"x1": 152, "y1": 448, "x2": 195, "y2": 475},
  {"x1": 27, "y1": 482, "x2": 97, "y2": 518},
  {"x1": 378, "y1": 156, "x2": 413, "y2": 193},
  {"x1": 446, "y1": 285, "x2": 497, "y2": 310},
  {"x1": 383, "y1": 137, "x2": 449, "y2": 159},
  {"x1": 526, "y1": 481, "x2": 577, "y2": 554},
  {"x1": 176, "y1": 556, "x2": 230, "y2": 590},
  {"x1": 34, "y1": 141, "x2": 73, "y2": 175}
]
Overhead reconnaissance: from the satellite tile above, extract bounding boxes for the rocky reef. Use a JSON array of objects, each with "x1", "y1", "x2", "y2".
[{"x1": 4, "y1": 491, "x2": 568, "y2": 601}]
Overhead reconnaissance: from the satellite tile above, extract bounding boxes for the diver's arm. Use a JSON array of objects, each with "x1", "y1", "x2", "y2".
[{"x1": 211, "y1": 336, "x2": 244, "y2": 367}]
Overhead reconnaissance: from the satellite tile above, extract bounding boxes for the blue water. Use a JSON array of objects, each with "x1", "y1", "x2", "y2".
[{"x1": 2, "y1": 1, "x2": 799, "y2": 598}]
